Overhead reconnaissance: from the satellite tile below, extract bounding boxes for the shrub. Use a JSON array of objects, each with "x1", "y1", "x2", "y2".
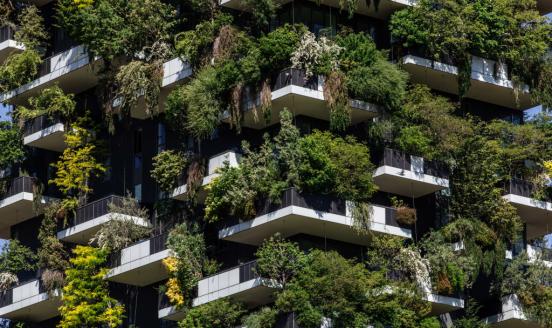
[
  {"x1": 242, "y1": 307, "x2": 278, "y2": 328},
  {"x1": 291, "y1": 31, "x2": 342, "y2": 78},
  {"x1": 0, "y1": 50, "x2": 42, "y2": 92},
  {"x1": 179, "y1": 298, "x2": 245, "y2": 328},
  {"x1": 255, "y1": 234, "x2": 306, "y2": 289},
  {"x1": 14, "y1": 5, "x2": 48, "y2": 50},
  {"x1": 0, "y1": 122, "x2": 25, "y2": 169},
  {"x1": 0, "y1": 240, "x2": 37, "y2": 275},
  {"x1": 391, "y1": 197, "x2": 417, "y2": 226},
  {"x1": 258, "y1": 24, "x2": 306, "y2": 74},
  {"x1": 114, "y1": 61, "x2": 163, "y2": 118},
  {"x1": 41, "y1": 269, "x2": 65, "y2": 294},
  {"x1": 15, "y1": 85, "x2": 76, "y2": 124},
  {"x1": 243, "y1": 0, "x2": 279, "y2": 27},
  {"x1": 151, "y1": 150, "x2": 188, "y2": 192}
]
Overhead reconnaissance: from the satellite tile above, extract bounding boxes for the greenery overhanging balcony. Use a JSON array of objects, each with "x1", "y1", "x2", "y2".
[
  {"x1": 22, "y1": 114, "x2": 66, "y2": 152},
  {"x1": 0, "y1": 176, "x2": 51, "y2": 238},
  {"x1": 0, "y1": 277, "x2": 61, "y2": 322},
  {"x1": 222, "y1": 68, "x2": 380, "y2": 129},
  {"x1": 172, "y1": 150, "x2": 241, "y2": 201},
  {"x1": 502, "y1": 178, "x2": 552, "y2": 239},
  {"x1": 373, "y1": 148, "x2": 450, "y2": 198},
  {"x1": 0, "y1": 26, "x2": 25, "y2": 65},
  {"x1": 105, "y1": 233, "x2": 170, "y2": 287},
  {"x1": 218, "y1": 187, "x2": 413, "y2": 246},
  {"x1": 483, "y1": 294, "x2": 542, "y2": 328},
  {"x1": 56, "y1": 195, "x2": 150, "y2": 244}
]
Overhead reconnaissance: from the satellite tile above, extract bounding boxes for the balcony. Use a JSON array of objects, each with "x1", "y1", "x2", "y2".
[
  {"x1": 218, "y1": 187, "x2": 412, "y2": 246},
  {"x1": 128, "y1": 58, "x2": 192, "y2": 119},
  {"x1": 0, "y1": 45, "x2": 99, "y2": 106},
  {"x1": 0, "y1": 26, "x2": 25, "y2": 64},
  {"x1": 373, "y1": 148, "x2": 449, "y2": 198},
  {"x1": 526, "y1": 244, "x2": 552, "y2": 268},
  {"x1": 502, "y1": 179, "x2": 552, "y2": 239},
  {"x1": 220, "y1": 0, "x2": 415, "y2": 19},
  {"x1": 158, "y1": 260, "x2": 273, "y2": 321},
  {"x1": 22, "y1": 115, "x2": 66, "y2": 152},
  {"x1": 57, "y1": 195, "x2": 150, "y2": 244},
  {"x1": 423, "y1": 292, "x2": 464, "y2": 316},
  {"x1": 400, "y1": 54, "x2": 532, "y2": 110},
  {"x1": 105, "y1": 233, "x2": 170, "y2": 286},
  {"x1": 483, "y1": 295, "x2": 540, "y2": 327},
  {"x1": 172, "y1": 150, "x2": 240, "y2": 201},
  {"x1": 0, "y1": 279, "x2": 61, "y2": 322},
  {"x1": 0, "y1": 177, "x2": 49, "y2": 238},
  {"x1": 223, "y1": 68, "x2": 380, "y2": 129}
]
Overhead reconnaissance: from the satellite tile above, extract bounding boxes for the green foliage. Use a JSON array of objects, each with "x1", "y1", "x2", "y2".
[
  {"x1": 275, "y1": 250, "x2": 431, "y2": 328},
  {"x1": 49, "y1": 125, "x2": 106, "y2": 202},
  {"x1": 258, "y1": 24, "x2": 306, "y2": 74},
  {"x1": 151, "y1": 150, "x2": 188, "y2": 192},
  {"x1": 242, "y1": 307, "x2": 278, "y2": 328},
  {"x1": 0, "y1": 121, "x2": 25, "y2": 169},
  {"x1": 390, "y1": 0, "x2": 552, "y2": 101},
  {"x1": 0, "y1": 49, "x2": 42, "y2": 92},
  {"x1": 59, "y1": 246, "x2": 125, "y2": 328},
  {"x1": 255, "y1": 234, "x2": 307, "y2": 289},
  {"x1": 38, "y1": 202, "x2": 70, "y2": 273},
  {"x1": 166, "y1": 224, "x2": 206, "y2": 304},
  {"x1": 0, "y1": 240, "x2": 37, "y2": 275},
  {"x1": 114, "y1": 61, "x2": 163, "y2": 118},
  {"x1": 179, "y1": 298, "x2": 245, "y2": 328},
  {"x1": 242, "y1": 0, "x2": 279, "y2": 27},
  {"x1": 16, "y1": 85, "x2": 76, "y2": 123},
  {"x1": 14, "y1": 5, "x2": 48, "y2": 50},
  {"x1": 57, "y1": 0, "x2": 177, "y2": 61},
  {"x1": 336, "y1": 31, "x2": 407, "y2": 111}
]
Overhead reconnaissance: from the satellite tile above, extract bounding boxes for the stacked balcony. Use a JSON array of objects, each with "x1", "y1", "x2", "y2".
[
  {"x1": 0, "y1": 45, "x2": 98, "y2": 106},
  {"x1": 483, "y1": 294, "x2": 540, "y2": 327},
  {"x1": 0, "y1": 279, "x2": 61, "y2": 322},
  {"x1": 128, "y1": 58, "x2": 192, "y2": 119},
  {"x1": 0, "y1": 176, "x2": 49, "y2": 238},
  {"x1": 158, "y1": 261, "x2": 272, "y2": 321},
  {"x1": 56, "y1": 195, "x2": 150, "y2": 244},
  {"x1": 0, "y1": 26, "x2": 25, "y2": 64},
  {"x1": 502, "y1": 179, "x2": 552, "y2": 239},
  {"x1": 105, "y1": 233, "x2": 170, "y2": 286},
  {"x1": 400, "y1": 54, "x2": 532, "y2": 110},
  {"x1": 172, "y1": 150, "x2": 241, "y2": 201},
  {"x1": 218, "y1": 187, "x2": 412, "y2": 246},
  {"x1": 223, "y1": 68, "x2": 380, "y2": 129},
  {"x1": 373, "y1": 148, "x2": 450, "y2": 198},
  {"x1": 22, "y1": 115, "x2": 66, "y2": 152}
]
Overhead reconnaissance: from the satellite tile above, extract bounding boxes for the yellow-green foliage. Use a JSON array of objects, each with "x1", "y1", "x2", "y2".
[
  {"x1": 49, "y1": 125, "x2": 106, "y2": 200},
  {"x1": 59, "y1": 245, "x2": 124, "y2": 328}
]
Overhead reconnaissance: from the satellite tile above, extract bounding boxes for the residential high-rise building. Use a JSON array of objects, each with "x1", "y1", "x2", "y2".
[{"x1": 0, "y1": 0, "x2": 551, "y2": 327}]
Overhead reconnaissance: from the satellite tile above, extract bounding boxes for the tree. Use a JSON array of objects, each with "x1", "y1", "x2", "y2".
[
  {"x1": 0, "y1": 240, "x2": 37, "y2": 290},
  {"x1": 255, "y1": 234, "x2": 306, "y2": 289},
  {"x1": 0, "y1": 122, "x2": 25, "y2": 169},
  {"x1": 49, "y1": 125, "x2": 106, "y2": 209},
  {"x1": 150, "y1": 150, "x2": 188, "y2": 192},
  {"x1": 179, "y1": 298, "x2": 244, "y2": 328},
  {"x1": 59, "y1": 246, "x2": 125, "y2": 328}
]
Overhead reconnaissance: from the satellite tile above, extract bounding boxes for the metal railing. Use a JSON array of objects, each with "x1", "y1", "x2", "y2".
[
  {"x1": 0, "y1": 26, "x2": 15, "y2": 43},
  {"x1": 23, "y1": 114, "x2": 63, "y2": 137},
  {"x1": 0, "y1": 176, "x2": 35, "y2": 200},
  {"x1": 504, "y1": 178, "x2": 550, "y2": 202},
  {"x1": 0, "y1": 275, "x2": 46, "y2": 308},
  {"x1": 60, "y1": 195, "x2": 126, "y2": 230},
  {"x1": 272, "y1": 67, "x2": 319, "y2": 91},
  {"x1": 378, "y1": 148, "x2": 449, "y2": 178}
]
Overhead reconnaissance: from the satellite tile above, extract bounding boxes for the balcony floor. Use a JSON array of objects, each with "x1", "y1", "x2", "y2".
[
  {"x1": 105, "y1": 249, "x2": 170, "y2": 287},
  {"x1": 503, "y1": 194, "x2": 552, "y2": 239},
  {"x1": 219, "y1": 205, "x2": 411, "y2": 246},
  {"x1": 373, "y1": 165, "x2": 449, "y2": 198},
  {"x1": 23, "y1": 123, "x2": 66, "y2": 152},
  {"x1": 425, "y1": 293, "x2": 464, "y2": 316},
  {"x1": 57, "y1": 214, "x2": 150, "y2": 244},
  {"x1": 0, "y1": 292, "x2": 60, "y2": 322}
]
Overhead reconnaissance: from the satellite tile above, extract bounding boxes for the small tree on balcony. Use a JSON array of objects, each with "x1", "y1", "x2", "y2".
[
  {"x1": 59, "y1": 246, "x2": 125, "y2": 328},
  {"x1": 0, "y1": 240, "x2": 37, "y2": 291},
  {"x1": 0, "y1": 121, "x2": 25, "y2": 170}
]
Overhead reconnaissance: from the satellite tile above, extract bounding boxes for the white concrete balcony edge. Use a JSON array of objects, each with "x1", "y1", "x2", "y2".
[
  {"x1": 23, "y1": 122, "x2": 66, "y2": 152},
  {"x1": 57, "y1": 214, "x2": 150, "y2": 242},
  {"x1": 526, "y1": 245, "x2": 552, "y2": 268},
  {"x1": 502, "y1": 193, "x2": 552, "y2": 239},
  {"x1": 502, "y1": 194, "x2": 552, "y2": 211},
  {"x1": 0, "y1": 39, "x2": 25, "y2": 63},
  {"x1": 0, "y1": 279, "x2": 61, "y2": 322},
  {"x1": 218, "y1": 203, "x2": 412, "y2": 245},
  {"x1": 373, "y1": 164, "x2": 449, "y2": 197},
  {"x1": 483, "y1": 294, "x2": 538, "y2": 327}
]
